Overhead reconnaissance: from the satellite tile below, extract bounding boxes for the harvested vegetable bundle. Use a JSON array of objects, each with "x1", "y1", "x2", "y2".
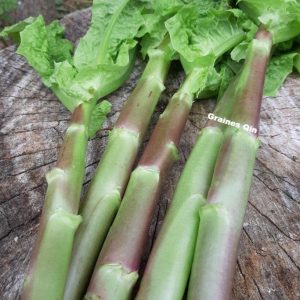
[
  {"x1": 64, "y1": 1, "x2": 177, "y2": 297},
  {"x1": 136, "y1": 75, "x2": 240, "y2": 300},
  {"x1": 137, "y1": 1, "x2": 300, "y2": 300},
  {"x1": 1, "y1": 0, "x2": 144, "y2": 299},
  {"x1": 187, "y1": 27, "x2": 273, "y2": 299},
  {"x1": 85, "y1": 4, "x2": 246, "y2": 300},
  {"x1": 188, "y1": 1, "x2": 300, "y2": 299}
]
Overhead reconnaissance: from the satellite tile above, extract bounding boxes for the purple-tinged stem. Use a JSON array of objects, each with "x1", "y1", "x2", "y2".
[
  {"x1": 22, "y1": 102, "x2": 92, "y2": 300},
  {"x1": 85, "y1": 70, "x2": 200, "y2": 299},
  {"x1": 64, "y1": 40, "x2": 171, "y2": 300},
  {"x1": 188, "y1": 27, "x2": 272, "y2": 300}
]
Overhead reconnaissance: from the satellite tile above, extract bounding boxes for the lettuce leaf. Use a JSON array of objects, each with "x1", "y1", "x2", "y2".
[
  {"x1": 137, "y1": 0, "x2": 187, "y2": 59},
  {"x1": 74, "y1": 0, "x2": 142, "y2": 69},
  {"x1": 88, "y1": 100, "x2": 112, "y2": 138},
  {"x1": 138, "y1": 0, "x2": 232, "y2": 59},
  {"x1": 264, "y1": 52, "x2": 297, "y2": 96},
  {"x1": 1, "y1": 0, "x2": 144, "y2": 112},
  {"x1": 230, "y1": 14, "x2": 258, "y2": 62},
  {"x1": 15, "y1": 17, "x2": 73, "y2": 77},
  {"x1": 238, "y1": 0, "x2": 300, "y2": 44},
  {"x1": 217, "y1": 62, "x2": 236, "y2": 99},
  {"x1": 0, "y1": 16, "x2": 36, "y2": 42},
  {"x1": 166, "y1": 5, "x2": 245, "y2": 95}
]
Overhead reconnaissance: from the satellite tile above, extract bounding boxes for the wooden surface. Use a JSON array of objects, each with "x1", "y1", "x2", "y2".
[
  {"x1": 10, "y1": 0, "x2": 57, "y2": 23},
  {"x1": 0, "y1": 9, "x2": 299, "y2": 300}
]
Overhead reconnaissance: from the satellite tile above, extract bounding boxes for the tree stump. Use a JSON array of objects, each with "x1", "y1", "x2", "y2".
[
  {"x1": 10, "y1": 0, "x2": 57, "y2": 23},
  {"x1": 0, "y1": 9, "x2": 299, "y2": 300}
]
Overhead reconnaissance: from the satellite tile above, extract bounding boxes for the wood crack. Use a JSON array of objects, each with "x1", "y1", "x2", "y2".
[
  {"x1": 278, "y1": 243, "x2": 300, "y2": 272},
  {"x1": 9, "y1": 160, "x2": 56, "y2": 177},
  {"x1": 0, "y1": 183, "x2": 45, "y2": 205},
  {"x1": 252, "y1": 278, "x2": 266, "y2": 300},
  {"x1": 1, "y1": 147, "x2": 58, "y2": 160},
  {"x1": 249, "y1": 201, "x2": 299, "y2": 242}
]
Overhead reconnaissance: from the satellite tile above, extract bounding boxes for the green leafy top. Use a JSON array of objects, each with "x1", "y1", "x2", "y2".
[
  {"x1": 88, "y1": 100, "x2": 112, "y2": 138},
  {"x1": 1, "y1": 0, "x2": 144, "y2": 112},
  {"x1": 137, "y1": 0, "x2": 187, "y2": 59},
  {"x1": 238, "y1": 0, "x2": 300, "y2": 44},
  {"x1": 229, "y1": 1, "x2": 300, "y2": 96},
  {"x1": 16, "y1": 17, "x2": 73, "y2": 77},
  {"x1": 1, "y1": 17, "x2": 35, "y2": 42},
  {"x1": 264, "y1": 52, "x2": 298, "y2": 96},
  {"x1": 230, "y1": 11, "x2": 258, "y2": 62},
  {"x1": 137, "y1": 0, "x2": 229, "y2": 59},
  {"x1": 165, "y1": 4, "x2": 246, "y2": 96},
  {"x1": 74, "y1": 0, "x2": 142, "y2": 70},
  {"x1": 166, "y1": 7, "x2": 245, "y2": 72}
]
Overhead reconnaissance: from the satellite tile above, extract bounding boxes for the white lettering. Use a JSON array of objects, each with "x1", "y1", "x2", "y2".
[
  {"x1": 208, "y1": 113, "x2": 215, "y2": 120},
  {"x1": 243, "y1": 124, "x2": 250, "y2": 131},
  {"x1": 243, "y1": 124, "x2": 258, "y2": 134},
  {"x1": 207, "y1": 113, "x2": 256, "y2": 132}
]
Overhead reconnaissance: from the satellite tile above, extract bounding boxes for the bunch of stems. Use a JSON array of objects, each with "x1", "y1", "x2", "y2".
[
  {"x1": 84, "y1": 70, "x2": 197, "y2": 299},
  {"x1": 64, "y1": 40, "x2": 171, "y2": 300},
  {"x1": 136, "y1": 27, "x2": 273, "y2": 300}
]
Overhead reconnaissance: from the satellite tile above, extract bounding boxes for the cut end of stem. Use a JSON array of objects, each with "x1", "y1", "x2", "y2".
[
  {"x1": 86, "y1": 264, "x2": 138, "y2": 300},
  {"x1": 22, "y1": 210, "x2": 82, "y2": 300}
]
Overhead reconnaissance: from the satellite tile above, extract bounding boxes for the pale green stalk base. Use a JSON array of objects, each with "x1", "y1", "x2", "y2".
[
  {"x1": 23, "y1": 211, "x2": 81, "y2": 300},
  {"x1": 135, "y1": 127, "x2": 224, "y2": 300},
  {"x1": 22, "y1": 103, "x2": 92, "y2": 300},
  {"x1": 64, "y1": 45, "x2": 171, "y2": 300},
  {"x1": 187, "y1": 30, "x2": 272, "y2": 299},
  {"x1": 64, "y1": 128, "x2": 139, "y2": 299},
  {"x1": 86, "y1": 166, "x2": 160, "y2": 300},
  {"x1": 85, "y1": 264, "x2": 138, "y2": 300},
  {"x1": 188, "y1": 129, "x2": 259, "y2": 300},
  {"x1": 85, "y1": 72, "x2": 197, "y2": 299}
]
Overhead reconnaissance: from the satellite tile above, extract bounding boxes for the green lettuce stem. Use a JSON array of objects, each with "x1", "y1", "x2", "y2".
[
  {"x1": 21, "y1": 102, "x2": 92, "y2": 300},
  {"x1": 135, "y1": 127, "x2": 223, "y2": 300},
  {"x1": 84, "y1": 72, "x2": 199, "y2": 300},
  {"x1": 136, "y1": 27, "x2": 273, "y2": 300},
  {"x1": 188, "y1": 28, "x2": 272, "y2": 300},
  {"x1": 63, "y1": 42, "x2": 171, "y2": 300},
  {"x1": 187, "y1": 130, "x2": 258, "y2": 300},
  {"x1": 134, "y1": 83, "x2": 237, "y2": 300}
]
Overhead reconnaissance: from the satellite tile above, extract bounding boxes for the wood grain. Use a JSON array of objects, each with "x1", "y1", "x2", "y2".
[
  {"x1": 0, "y1": 9, "x2": 299, "y2": 300},
  {"x1": 10, "y1": 0, "x2": 57, "y2": 23}
]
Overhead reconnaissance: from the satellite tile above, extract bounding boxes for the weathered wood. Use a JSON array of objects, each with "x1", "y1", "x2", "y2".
[
  {"x1": 0, "y1": 9, "x2": 299, "y2": 300},
  {"x1": 10, "y1": 0, "x2": 57, "y2": 23}
]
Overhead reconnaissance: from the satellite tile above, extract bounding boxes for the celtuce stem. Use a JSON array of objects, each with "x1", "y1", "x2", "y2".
[
  {"x1": 135, "y1": 127, "x2": 223, "y2": 300},
  {"x1": 22, "y1": 102, "x2": 92, "y2": 300},
  {"x1": 135, "y1": 73, "x2": 239, "y2": 300},
  {"x1": 188, "y1": 28, "x2": 272, "y2": 300},
  {"x1": 84, "y1": 70, "x2": 201, "y2": 300},
  {"x1": 64, "y1": 41, "x2": 171, "y2": 300},
  {"x1": 136, "y1": 27, "x2": 273, "y2": 300}
]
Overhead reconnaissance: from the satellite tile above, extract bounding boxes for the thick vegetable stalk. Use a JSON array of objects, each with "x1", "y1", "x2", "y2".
[
  {"x1": 84, "y1": 69, "x2": 203, "y2": 300},
  {"x1": 22, "y1": 102, "x2": 92, "y2": 300},
  {"x1": 187, "y1": 28, "x2": 272, "y2": 300},
  {"x1": 1, "y1": 1, "x2": 145, "y2": 298},
  {"x1": 84, "y1": 5, "x2": 246, "y2": 299},
  {"x1": 135, "y1": 78, "x2": 240, "y2": 300},
  {"x1": 136, "y1": 27, "x2": 273, "y2": 300},
  {"x1": 64, "y1": 41, "x2": 171, "y2": 300}
]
